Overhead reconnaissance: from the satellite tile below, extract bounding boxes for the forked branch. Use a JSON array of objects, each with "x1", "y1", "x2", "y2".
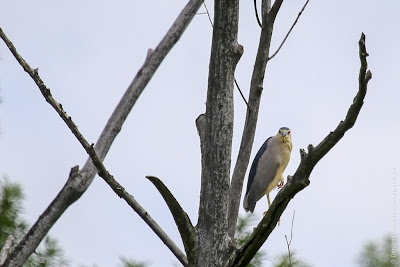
[
  {"x1": 253, "y1": 0, "x2": 263, "y2": 28},
  {"x1": 228, "y1": 0, "x2": 285, "y2": 238},
  {"x1": 0, "y1": 0, "x2": 204, "y2": 266},
  {"x1": 229, "y1": 33, "x2": 372, "y2": 267},
  {"x1": 0, "y1": 27, "x2": 188, "y2": 267},
  {"x1": 285, "y1": 211, "x2": 296, "y2": 265}
]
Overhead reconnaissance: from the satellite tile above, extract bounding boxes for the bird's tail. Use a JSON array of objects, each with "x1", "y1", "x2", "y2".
[
  {"x1": 243, "y1": 195, "x2": 249, "y2": 212},
  {"x1": 243, "y1": 194, "x2": 256, "y2": 213}
]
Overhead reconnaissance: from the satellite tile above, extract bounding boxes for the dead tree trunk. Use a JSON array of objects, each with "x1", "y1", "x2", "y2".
[
  {"x1": 0, "y1": 0, "x2": 372, "y2": 266},
  {"x1": 195, "y1": 0, "x2": 242, "y2": 265}
]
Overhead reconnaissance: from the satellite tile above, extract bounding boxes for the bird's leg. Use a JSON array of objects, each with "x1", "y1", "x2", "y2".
[
  {"x1": 277, "y1": 180, "x2": 283, "y2": 226},
  {"x1": 263, "y1": 194, "x2": 271, "y2": 215},
  {"x1": 263, "y1": 193, "x2": 281, "y2": 226}
]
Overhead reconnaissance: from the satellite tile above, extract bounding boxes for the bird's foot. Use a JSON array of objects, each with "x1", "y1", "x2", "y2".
[{"x1": 277, "y1": 180, "x2": 284, "y2": 189}]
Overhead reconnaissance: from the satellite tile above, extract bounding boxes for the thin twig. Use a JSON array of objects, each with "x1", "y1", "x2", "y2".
[
  {"x1": 284, "y1": 210, "x2": 295, "y2": 265},
  {"x1": 234, "y1": 78, "x2": 250, "y2": 110},
  {"x1": 0, "y1": 28, "x2": 93, "y2": 157},
  {"x1": 202, "y1": 0, "x2": 213, "y2": 27},
  {"x1": 253, "y1": 0, "x2": 263, "y2": 28},
  {"x1": 268, "y1": 0, "x2": 310, "y2": 60}
]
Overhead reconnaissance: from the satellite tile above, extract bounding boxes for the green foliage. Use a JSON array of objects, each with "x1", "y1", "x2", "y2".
[
  {"x1": 119, "y1": 257, "x2": 148, "y2": 267},
  {"x1": 236, "y1": 213, "x2": 312, "y2": 267},
  {"x1": 24, "y1": 237, "x2": 69, "y2": 267},
  {"x1": 357, "y1": 235, "x2": 398, "y2": 267},
  {"x1": 0, "y1": 177, "x2": 148, "y2": 267},
  {"x1": 0, "y1": 178, "x2": 68, "y2": 267},
  {"x1": 273, "y1": 252, "x2": 311, "y2": 267},
  {"x1": 0, "y1": 178, "x2": 27, "y2": 245},
  {"x1": 235, "y1": 213, "x2": 265, "y2": 267}
]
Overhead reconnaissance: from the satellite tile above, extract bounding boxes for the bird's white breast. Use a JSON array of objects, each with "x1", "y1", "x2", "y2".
[{"x1": 265, "y1": 139, "x2": 292, "y2": 194}]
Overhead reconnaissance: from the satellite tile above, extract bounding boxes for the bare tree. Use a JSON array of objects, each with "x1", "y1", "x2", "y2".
[{"x1": 0, "y1": 0, "x2": 372, "y2": 266}]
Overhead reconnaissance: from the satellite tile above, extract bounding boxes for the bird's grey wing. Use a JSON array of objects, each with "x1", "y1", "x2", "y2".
[
  {"x1": 248, "y1": 148, "x2": 280, "y2": 204},
  {"x1": 246, "y1": 137, "x2": 271, "y2": 195}
]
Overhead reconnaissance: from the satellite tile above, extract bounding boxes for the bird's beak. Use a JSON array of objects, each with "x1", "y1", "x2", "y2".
[{"x1": 280, "y1": 132, "x2": 288, "y2": 142}]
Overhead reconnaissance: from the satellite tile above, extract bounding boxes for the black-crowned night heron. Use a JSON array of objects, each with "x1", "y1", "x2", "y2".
[{"x1": 243, "y1": 127, "x2": 293, "y2": 213}]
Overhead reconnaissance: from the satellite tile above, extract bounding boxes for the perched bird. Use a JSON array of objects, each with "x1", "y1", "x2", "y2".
[{"x1": 243, "y1": 127, "x2": 293, "y2": 213}]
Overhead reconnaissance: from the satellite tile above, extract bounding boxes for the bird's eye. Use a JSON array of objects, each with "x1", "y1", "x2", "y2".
[{"x1": 288, "y1": 130, "x2": 291, "y2": 134}]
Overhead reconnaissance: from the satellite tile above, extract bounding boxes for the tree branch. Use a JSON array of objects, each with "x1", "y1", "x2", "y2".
[
  {"x1": 0, "y1": 1, "x2": 203, "y2": 265},
  {"x1": 269, "y1": 0, "x2": 310, "y2": 60},
  {"x1": 234, "y1": 78, "x2": 250, "y2": 110},
  {"x1": 229, "y1": 33, "x2": 372, "y2": 266},
  {"x1": 284, "y1": 211, "x2": 295, "y2": 265},
  {"x1": 0, "y1": 28, "x2": 93, "y2": 160},
  {"x1": 201, "y1": 0, "x2": 213, "y2": 27},
  {"x1": 228, "y1": 0, "x2": 285, "y2": 237},
  {"x1": 0, "y1": 235, "x2": 14, "y2": 265},
  {"x1": 195, "y1": 113, "x2": 206, "y2": 150},
  {"x1": 269, "y1": 0, "x2": 284, "y2": 23},
  {"x1": 253, "y1": 0, "x2": 263, "y2": 28},
  {"x1": 146, "y1": 176, "x2": 197, "y2": 263}
]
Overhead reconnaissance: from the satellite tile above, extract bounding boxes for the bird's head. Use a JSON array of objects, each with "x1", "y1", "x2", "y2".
[{"x1": 278, "y1": 127, "x2": 291, "y2": 143}]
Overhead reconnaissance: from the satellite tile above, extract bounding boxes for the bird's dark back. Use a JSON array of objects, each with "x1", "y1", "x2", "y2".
[{"x1": 246, "y1": 137, "x2": 271, "y2": 195}]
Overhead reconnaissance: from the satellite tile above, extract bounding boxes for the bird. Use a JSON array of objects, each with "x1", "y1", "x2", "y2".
[{"x1": 243, "y1": 127, "x2": 293, "y2": 213}]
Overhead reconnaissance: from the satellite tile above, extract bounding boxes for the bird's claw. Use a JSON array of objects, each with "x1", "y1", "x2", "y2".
[{"x1": 277, "y1": 180, "x2": 284, "y2": 189}]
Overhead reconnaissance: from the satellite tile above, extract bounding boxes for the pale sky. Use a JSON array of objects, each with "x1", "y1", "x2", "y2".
[{"x1": 1, "y1": 1, "x2": 399, "y2": 266}]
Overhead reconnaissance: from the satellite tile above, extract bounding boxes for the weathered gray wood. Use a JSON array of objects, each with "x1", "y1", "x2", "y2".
[
  {"x1": 0, "y1": 0, "x2": 203, "y2": 265},
  {"x1": 146, "y1": 176, "x2": 197, "y2": 265},
  {"x1": 1, "y1": 1, "x2": 372, "y2": 266},
  {"x1": 228, "y1": 33, "x2": 372, "y2": 267},
  {"x1": 0, "y1": 235, "x2": 14, "y2": 265},
  {"x1": 195, "y1": 0, "x2": 242, "y2": 266},
  {"x1": 228, "y1": 0, "x2": 284, "y2": 238}
]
